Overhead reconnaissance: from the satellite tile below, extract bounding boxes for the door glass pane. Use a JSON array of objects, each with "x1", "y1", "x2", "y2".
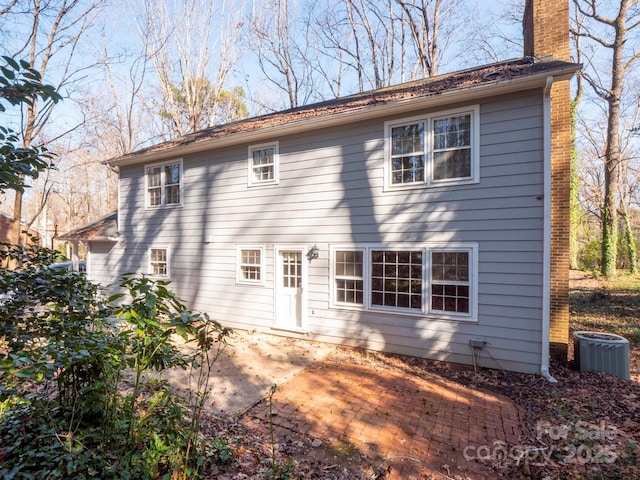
[{"x1": 282, "y1": 252, "x2": 302, "y2": 288}]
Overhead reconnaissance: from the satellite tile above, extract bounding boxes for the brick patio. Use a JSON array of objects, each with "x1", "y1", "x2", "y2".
[{"x1": 243, "y1": 358, "x2": 525, "y2": 479}]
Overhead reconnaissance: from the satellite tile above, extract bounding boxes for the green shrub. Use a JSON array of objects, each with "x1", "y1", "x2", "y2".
[
  {"x1": 578, "y1": 239, "x2": 601, "y2": 272},
  {"x1": 0, "y1": 242, "x2": 231, "y2": 479}
]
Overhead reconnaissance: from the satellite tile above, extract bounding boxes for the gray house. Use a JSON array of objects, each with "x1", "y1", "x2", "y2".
[{"x1": 63, "y1": 0, "x2": 580, "y2": 376}]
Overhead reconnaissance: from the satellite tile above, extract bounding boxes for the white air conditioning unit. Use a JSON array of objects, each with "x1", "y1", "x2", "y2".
[{"x1": 573, "y1": 331, "x2": 630, "y2": 381}]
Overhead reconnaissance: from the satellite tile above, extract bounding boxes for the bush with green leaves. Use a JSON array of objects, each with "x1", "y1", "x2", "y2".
[
  {"x1": 0, "y1": 56, "x2": 62, "y2": 194},
  {"x1": 0, "y1": 242, "x2": 231, "y2": 479}
]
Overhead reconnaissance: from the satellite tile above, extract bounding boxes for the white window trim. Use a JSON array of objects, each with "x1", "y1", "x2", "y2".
[
  {"x1": 369, "y1": 246, "x2": 425, "y2": 314},
  {"x1": 248, "y1": 141, "x2": 279, "y2": 187},
  {"x1": 236, "y1": 245, "x2": 266, "y2": 285},
  {"x1": 384, "y1": 105, "x2": 480, "y2": 191},
  {"x1": 329, "y1": 243, "x2": 478, "y2": 322},
  {"x1": 384, "y1": 114, "x2": 427, "y2": 190},
  {"x1": 148, "y1": 246, "x2": 170, "y2": 278},
  {"x1": 329, "y1": 246, "x2": 366, "y2": 310},
  {"x1": 145, "y1": 159, "x2": 183, "y2": 209},
  {"x1": 427, "y1": 245, "x2": 478, "y2": 320}
]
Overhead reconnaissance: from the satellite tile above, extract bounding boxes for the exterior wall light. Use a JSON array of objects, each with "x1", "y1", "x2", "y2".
[{"x1": 306, "y1": 245, "x2": 319, "y2": 261}]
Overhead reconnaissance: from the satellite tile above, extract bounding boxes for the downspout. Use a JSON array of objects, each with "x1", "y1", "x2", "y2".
[{"x1": 541, "y1": 76, "x2": 557, "y2": 383}]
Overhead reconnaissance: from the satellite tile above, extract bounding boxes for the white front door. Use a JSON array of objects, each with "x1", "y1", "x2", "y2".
[{"x1": 275, "y1": 248, "x2": 304, "y2": 330}]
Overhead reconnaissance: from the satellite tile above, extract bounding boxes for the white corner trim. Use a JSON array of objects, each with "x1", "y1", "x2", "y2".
[{"x1": 541, "y1": 76, "x2": 557, "y2": 383}]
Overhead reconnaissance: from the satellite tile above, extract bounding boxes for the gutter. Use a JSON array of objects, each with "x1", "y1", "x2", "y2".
[
  {"x1": 541, "y1": 76, "x2": 557, "y2": 383},
  {"x1": 56, "y1": 236, "x2": 119, "y2": 242}
]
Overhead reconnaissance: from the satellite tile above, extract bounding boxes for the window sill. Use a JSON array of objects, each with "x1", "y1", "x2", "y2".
[
  {"x1": 247, "y1": 181, "x2": 278, "y2": 188},
  {"x1": 236, "y1": 280, "x2": 265, "y2": 286},
  {"x1": 383, "y1": 178, "x2": 478, "y2": 193},
  {"x1": 330, "y1": 304, "x2": 477, "y2": 322},
  {"x1": 144, "y1": 204, "x2": 183, "y2": 210}
]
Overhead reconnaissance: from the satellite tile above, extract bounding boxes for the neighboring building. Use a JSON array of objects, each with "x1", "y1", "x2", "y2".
[
  {"x1": 63, "y1": 0, "x2": 579, "y2": 376},
  {"x1": 0, "y1": 212, "x2": 40, "y2": 245},
  {"x1": 58, "y1": 211, "x2": 118, "y2": 272}
]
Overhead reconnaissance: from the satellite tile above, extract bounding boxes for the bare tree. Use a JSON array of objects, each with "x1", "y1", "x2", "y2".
[
  {"x1": 3, "y1": 0, "x2": 104, "y2": 246},
  {"x1": 396, "y1": 0, "x2": 462, "y2": 78},
  {"x1": 308, "y1": 0, "x2": 463, "y2": 99},
  {"x1": 310, "y1": 0, "x2": 368, "y2": 94},
  {"x1": 571, "y1": 0, "x2": 640, "y2": 276},
  {"x1": 455, "y1": 0, "x2": 525, "y2": 66},
  {"x1": 139, "y1": 0, "x2": 245, "y2": 138},
  {"x1": 310, "y1": 0, "x2": 402, "y2": 92},
  {"x1": 248, "y1": 0, "x2": 320, "y2": 109},
  {"x1": 569, "y1": 0, "x2": 586, "y2": 269}
]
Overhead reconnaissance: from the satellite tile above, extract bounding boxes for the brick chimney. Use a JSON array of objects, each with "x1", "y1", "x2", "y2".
[
  {"x1": 523, "y1": 0, "x2": 572, "y2": 362},
  {"x1": 523, "y1": 0, "x2": 570, "y2": 61}
]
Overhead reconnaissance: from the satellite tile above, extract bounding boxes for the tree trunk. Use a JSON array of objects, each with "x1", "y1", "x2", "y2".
[
  {"x1": 569, "y1": 99, "x2": 580, "y2": 270},
  {"x1": 10, "y1": 180, "x2": 24, "y2": 245},
  {"x1": 601, "y1": 148, "x2": 618, "y2": 277},
  {"x1": 600, "y1": 1, "x2": 628, "y2": 277},
  {"x1": 621, "y1": 204, "x2": 637, "y2": 273}
]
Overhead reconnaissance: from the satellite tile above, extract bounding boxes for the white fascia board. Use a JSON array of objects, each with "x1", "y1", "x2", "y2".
[{"x1": 107, "y1": 67, "x2": 578, "y2": 168}]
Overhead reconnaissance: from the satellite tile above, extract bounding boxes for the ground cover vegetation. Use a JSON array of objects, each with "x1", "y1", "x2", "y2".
[{"x1": 0, "y1": 241, "x2": 231, "y2": 479}]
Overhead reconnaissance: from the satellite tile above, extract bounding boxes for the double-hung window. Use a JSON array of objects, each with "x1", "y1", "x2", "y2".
[
  {"x1": 237, "y1": 246, "x2": 265, "y2": 284},
  {"x1": 433, "y1": 113, "x2": 472, "y2": 181},
  {"x1": 149, "y1": 247, "x2": 169, "y2": 277},
  {"x1": 331, "y1": 245, "x2": 476, "y2": 320},
  {"x1": 248, "y1": 142, "x2": 279, "y2": 186},
  {"x1": 385, "y1": 106, "x2": 479, "y2": 189},
  {"x1": 334, "y1": 250, "x2": 364, "y2": 305},
  {"x1": 146, "y1": 160, "x2": 182, "y2": 208},
  {"x1": 430, "y1": 250, "x2": 470, "y2": 313},
  {"x1": 390, "y1": 123, "x2": 426, "y2": 185}
]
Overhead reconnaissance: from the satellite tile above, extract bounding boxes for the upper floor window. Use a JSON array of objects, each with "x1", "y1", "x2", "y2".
[
  {"x1": 248, "y1": 142, "x2": 279, "y2": 186},
  {"x1": 390, "y1": 123, "x2": 426, "y2": 185},
  {"x1": 385, "y1": 106, "x2": 479, "y2": 189},
  {"x1": 146, "y1": 160, "x2": 182, "y2": 208},
  {"x1": 433, "y1": 113, "x2": 472, "y2": 181}
]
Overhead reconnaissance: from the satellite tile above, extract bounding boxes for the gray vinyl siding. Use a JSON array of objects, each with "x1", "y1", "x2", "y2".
[
  {"x1": 86, "y1": 241, "x2": 119, "y2": 286},
  {"x1": 111, "y1": 89, "x2": 546, "y2": 374}
]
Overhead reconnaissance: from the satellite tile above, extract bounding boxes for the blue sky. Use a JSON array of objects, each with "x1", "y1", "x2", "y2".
[{"x1": 1, "y1": 0, "x2": 526, "y2": 145}]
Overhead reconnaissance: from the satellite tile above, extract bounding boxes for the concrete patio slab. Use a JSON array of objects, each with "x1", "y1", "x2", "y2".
[{"x1": 162, "y1": 329, "x2": 335, "y2": 416}]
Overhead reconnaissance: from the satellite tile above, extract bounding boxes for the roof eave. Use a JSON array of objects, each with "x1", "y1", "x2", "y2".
[
  {"x1": 57, "y1": 235, "x2": 119, "y2": 242},
  {"x1": 106, "y1": 64, "x2": 579, "y2": 168}
]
